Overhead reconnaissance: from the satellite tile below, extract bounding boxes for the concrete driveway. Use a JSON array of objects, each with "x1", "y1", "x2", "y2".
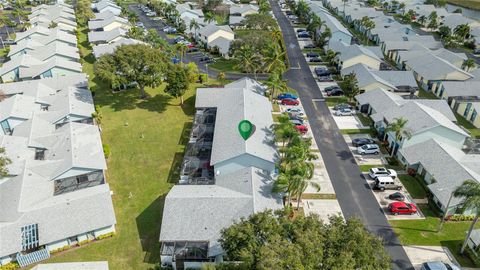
[
  {"x1": 330, "y1": 110, "x2": 368, "y2": 130},
  {"x1": 303, "y1": 199, "x2": 344, "y2": 223},
  {"x1": 343, "y1": 134, "x2": 386, "y2": 165},
  {"x1": 403, "y1": 246, "x2": 459, "y2": 270}
]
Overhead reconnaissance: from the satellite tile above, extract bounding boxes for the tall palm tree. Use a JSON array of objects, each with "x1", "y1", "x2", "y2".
[
  {"x1": 292, "y1": 161, "x2": 315, "y2": 209},
  {"x1": 175, "y1": 42, "x2": 189, "y2": 63},
  {"x1": 273, "y1": 114, "x2": 298, "y2": 148},
  {"x1": 189, "y1": 19, "x2": 200, "y2": 40},
  {"x1": 273, "y1": 169, "x2": 297, "y2": 207},
  {"x1": 234, "y1": 45, "x2": 263, "y2": 78},
  {"x1": 428, "y1": 11, "x2": 438, "y2": 30},
  {"x1": 270, "y1": 28, "x2": 283, "y2": 42},
  {"x1": 417, "y1": 15, "x2": 427, "y2": 26},
  {"x1": 454, "y1": 24, "x2": 471, "y2": 42},
  {"x1": 0, "y1": 16, "x2": 11, "y2": 39},
  {"x1": 463, "y1": 58, "x2": 476, "y2": 72},
  {"x1": 262, "y1": 43, "x2": 286, "y2": 73},
  {"x1": 324, "y1": 49, "x2": 339, "y2": 67},
  {"x1": 264, "y1": 71, "x2": 288, "y2": 101},
  {"x1": 204, "y1": 11, "x2": 216, "y2": 24},
  {"x1": 307, "y1": 14, "x2": 323, "y2": 41},
  {"x1": 453, "y1": 180, "x2": 480, "y2": 254},
  {"x1": 384, "y1": 117, "x2": 412, "y2": 155}
]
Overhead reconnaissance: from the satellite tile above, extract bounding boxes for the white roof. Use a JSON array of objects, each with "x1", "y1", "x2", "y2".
[
  {"x1": 92, "y1": 38, "x2": 144, "y2": 58},
  {"x1": 88, "y1": 28, "x2": 127, "y2": 43}
]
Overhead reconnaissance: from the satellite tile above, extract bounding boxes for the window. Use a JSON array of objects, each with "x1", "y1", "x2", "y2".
[
  {"x1": 21, "y1": 224, "x2": 39, "y2": 251},
  {"x1": 471, "y1": 109, "x2": 477, "y2": 122},
  {"x1": 76, "y1": 175, "x2": 89, "y2": 184},
  {"x1": 40, "y1": 104, "x2": 49, "y2": 111},
  {"x1": 1, "y1": 120, "x2": 12, "y2": 135},
  {"x1": 464, "y1": 103, "x2": 472, "y2": 117},
  {"x1": 34, "y1": 149, "x2": 45, "y2": 160}
]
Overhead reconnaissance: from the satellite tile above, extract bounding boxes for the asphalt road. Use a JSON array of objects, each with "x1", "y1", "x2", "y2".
[
  {"x1": 270, "y1": 1, "x2": 414, "y2": 269},
  {"x1": 128, "y1": 4, "x2": 268, "y2": 80}
]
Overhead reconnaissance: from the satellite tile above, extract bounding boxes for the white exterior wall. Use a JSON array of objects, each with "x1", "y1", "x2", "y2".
[
  {"x1": 46, "y1": 239, "x2": 70, "y2": 252},
  {"x1": 214, "y1": 154, "x2": 275, "y2": 176},
  {"x1": 1, "y1": 69, "x2": 18, "y2": 83},
  {"x1": 54, "y1": 167, "x2": 97, "y2": 180},
  {"x1": 402, "y1": 126, "x2": 467, "y2": 150},
  {"x1": 93, "y1": 225, "x2": 116, "y2": 238},
  {"x1": 344, "y1": 55, "x2": 381, "y2": 70},
  {"x1": 206, "y1": 30, "x2": 234, "y2": 44}
]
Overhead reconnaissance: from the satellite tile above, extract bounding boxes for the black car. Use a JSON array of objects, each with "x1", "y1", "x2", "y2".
[
  {"x1": 286, "y1": 10, "x2": 293, "y2": 15},
  {"x1": 304, "y1": 44, "x2": 316, "y2": 49},
  {"x1": 199, "y1": 56, "x2": 211, "y2": 62},
  {"x1": 296, "y1": 28, "x2": 307, "y2": 33},
  {"x1": 388, "y1": 192, "x2": 405, "y2": 201},
  {"x1": 352, "y1": 138, "x2": 375, "y2": 147},
  {"x1": 314, "y1": 67, "x2": 330, "y2": 76},
  {"x1": 324, "y1": 85, "x2": 341, "y2": 92},
  {"x1": 327, "y1": 89, "x2": 344, "y2": 96},
  {"x1": 187, "y1": 47, "x2": 199, "y2": 53},
  {"x1": 306, "y1": 52, "x2": 320, "y2": 58},
  {"x1": 309, "y1": 57, "x2": 322, "y2": 62},
  {"x1": 289, "y1": 116, "x2": 304, "y2": 124}
]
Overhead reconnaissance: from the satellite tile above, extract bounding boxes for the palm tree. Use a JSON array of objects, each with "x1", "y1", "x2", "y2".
[
  {"x1": 454, "y1": 24, "x2": 471, "y2": 42},
  {"x1": 189, "y1": 19, "x2": 200, "y2": 40},
  {"x1": 234, "y1": 45, "x2": 263, "y2": 78},
  {"x1": 262, "y1": 43, "x2": 286, "y2": 73},
  {"x1": 291, "y1": 161, "x2": 315, "y2": 209},
  {"x1": 453, "y1": 180, "x2": 480, "y2": 254},
  {"x1": 417, "y1": 15, "x2": 427, "y2": 26},
  {"x1": 438, "y1": 25, "x2": 452, "y2": 40},
  {"x1": 217, "y1": 72, "x2": 226, "y2": 85},
  {"x1": 273, "y1": 170, "x2": 297, "y2": 207},
  {"x1": 307, "y1": 14, "x2": 323, "y2": 41},
  {"x1": 0, "y1": 16, "x2": 11, "y2": 39},
  {"x1": 398, "y1": 2, "x2": 406, "y2": 14},
  {"x1": 270, "y1": 28, "x2": 283, "y2": 42},
  {"x1": 360, "y1": 16, "x2": 375, "y2": 44},
  {"x1": 384, "y1": 117, "x2": 412, "y2": 155},
  {"x1": 462, "y1": 58, "x2": 475, "y2": 72},
  {"x1": 175, "y1": 43, "x2": 189, "y2": 63},
  {"x1": 264, "y1": 71, "x2": 288, "y2": 100},
  {"x1": 428, "y1": 11, "x2": 438, "y2": 31},
  {"x1": 273, "y1": 114, "x2": 298, "y2": 148},
  {"x1": 204, "y1": 11, "x2": 216, "y2": 24},
  {"x1": 324, "y1": 49, "x2": 339, "y2": 67}
]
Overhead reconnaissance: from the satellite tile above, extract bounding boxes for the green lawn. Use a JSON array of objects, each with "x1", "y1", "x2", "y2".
[
  {"x1": 325, "y1": 96, "x2": 349, "y2": 107},
  {"x1": 447, "y1": 0, "x2": 480, "y2": 10},
  {"x1": 234, "y1": 29, "x2": 271, "y2": 39},
  {"x1": 390, "y1": 205, "x2": 480, "y2": 267},
  {"x1": 418, "y1": 88, "x2": 438, "y2": 99},
  {"x1": 339, "y1": 128, "x2": 374, "y2": 135},
  {"x1": 37, "y1": 27, "x2": 217, "y2": 270},
  {"x1": 398, "y1": 174, "x2": 427, "y2": 199},
  {"x1": 356, "y1": 113, "x2": 373, "y2": 126},
  {"x1": 208, "y1": 58, "x2": 240, "y2": 73},
  {"x1": 358, "y1": 164, "x2": 401, "y2": 172},
  {"x1": 455, "y1": 112, "x2": 480, "y2": 138}
]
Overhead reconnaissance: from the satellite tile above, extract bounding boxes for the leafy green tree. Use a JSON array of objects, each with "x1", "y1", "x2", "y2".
[
  {"x1": 438, "y1": 25, "x2": 452, "y2": 39},
  {"x1": 219, "y1": 211, "x2": 391, "y2": 270},
  {"x1": 262, "y1": 43, "x2": 285, "y2": 73},
  {"x1": 427, "y1": 11, "x2": 438, "y2": 30},
  {"x1": 339, "y1": 73, "x2": 360, "y2": 102},
  {"x1": 204, "y1": 11, "x2": 216, "y2": 24},
  {"x1": 95, "y1": 44, "x2": 166, "y2": 98},
  {"x1": 175, "y1": 42, "x2": 189, "y2": 63},
  {"x1": 463, "y1": 58, "x2": 475, "y2": 72},
  {"x1": 453, "y1": 180, "x2": 480, "y2": 254},
  {"x1": 273, "y1": 114, "x2": 298, "y2": 148},
  {"x1": 384, "y1": 117, "x2": 412, "y2": 146},
  {"x1": 454, "y1": 23, "x2": 471, "y2": 42},
  {"x1": 307, "y1": 14, "x2": 323, "y2": 41},
  {"x1": 243, "y1": 13, "x2": 277, "y2": 30},
  {"x1": 185, "y1": 62, "x2": 199, "y2": 83},
  {"x1": 417, "y1": 15, "x2": 427, "y2": 26},
  {"x1": 217, "y1": 72, "x2": 226, "y2": 85},
  {"x1": 317, "y1": 27, "x2": 331, "y2": 47},
  {"x1": 325, "y1": 49, "x2": 339, "y2": 67},
  {"x1": 76, "y1": 0, "x2": 94, "y2": 25},
  {"x1": 258, "y1": 0, "x2": 270, "y2": 14},
  {"x1": 189, "y1": 19, "x2": 200, "y2": 40},
  {"x1": 294, "y1": 0, "x2": 311, "y2": 23},
  {"x1": 165, "y1": 64, "x2": 190, "y2": 105},
  {"x1": 127, "y1": 26, "x2": 145, "y2": 40},
  {"x1": 234, "y1": 44, "x2": 263, "y2": 76},
  {"x1": 145, "y1": 29, "x2": 170, "y2": 50},
  {"x1": 0, "y1": 147, "x2": 11, "y2": 177},
  {"x1": 264, "y1": 71, "x2": 287, "y2": 100}
]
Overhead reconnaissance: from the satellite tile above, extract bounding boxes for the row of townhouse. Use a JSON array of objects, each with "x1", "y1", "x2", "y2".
[
  {"x1": 159, "y1": 78, "x2": 282, "y2": 270},
  {"x1": 320, "y1": 0, "x2": 480, "y2": 127},
  {"x1": 0, "y1": 3, "x2": 116, "y2": 268},
  {"x1": 307, "y1": 0, "x2": 419, "y2": 95},
  {"x1": 87, "y1": 0, "x2": 145, "y2": 58},
  {"x1": 356, "y1": 88, "x2": 480, "y2": 215}
]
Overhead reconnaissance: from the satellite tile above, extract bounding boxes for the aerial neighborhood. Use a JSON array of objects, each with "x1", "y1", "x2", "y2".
[{"x1": 1, "y1": 0, "x2": 480, "y2": 269}]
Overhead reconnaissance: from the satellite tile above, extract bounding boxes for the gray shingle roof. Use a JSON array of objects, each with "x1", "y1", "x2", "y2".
[
  {"x1": 198, "y1": 24, "x2": 233, "y2": 38},
  {"x1": 92, "y1": 38, "x2": 144, "y2": 58},
  {"x1": 159, "y1": 167, "x2": 282, "y2": 257},
  {"x1": 88, "y1": 28, "x2": 127, "y2": 43},
  {"x1": 405, "y1": 52, "x2": 473, "y2": 81},
  {"x1": 195, "y1": 78, "x2": 276, "y2": 165},
  {"x1": 229, "y1": 4, "x2": 259, "y2": 15},
  {"x1": 88, "y1": 15, "x2": 129, "y2": 30},
  {"x1": 18, "y1": 57, "x2": 82, "y2": 79},
  {"x1": 441, "y1": 81, "x2": 480, "y2": 98},
  {"x1": 400, "y1": 139, "x2": 480, "y2": 207}
]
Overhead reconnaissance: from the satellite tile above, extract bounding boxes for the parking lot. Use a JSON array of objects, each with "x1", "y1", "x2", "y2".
[{"x1": 343, "y1": 134, "x2": 385, "y2": 165}]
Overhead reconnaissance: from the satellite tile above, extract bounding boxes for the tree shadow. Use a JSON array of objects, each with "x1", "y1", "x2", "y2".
[
  {"x1": 178, "y1": 122, "x2": 193, "y2": 146},
  {"x1": 136, "y1": 93, "x2": 172, "y2": 114},
  {"x1": 181, "y1": 95, "x2": 196, "y2": 116},
  {"x1": 135, "y1": 194, "x2": 166, "y2": 265},
  {"x1": 167, "y1": 152, "x2": 185, "y2": 184}
]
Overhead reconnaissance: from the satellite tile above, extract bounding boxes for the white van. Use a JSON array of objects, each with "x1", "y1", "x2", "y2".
[{"x1": 373, "y1": 176, "x2": 402, "y2": 191}]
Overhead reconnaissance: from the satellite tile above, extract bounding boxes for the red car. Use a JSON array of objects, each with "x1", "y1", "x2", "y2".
[
  {"x1": 388, "y1": 202, "x2": 417, "y2": 215},
  {"x1": 295, "y1": 125, "x2": 308, "y2": 134},
  {"x1": 281, "y1": 98, "x2": 299, "y2": 105}
]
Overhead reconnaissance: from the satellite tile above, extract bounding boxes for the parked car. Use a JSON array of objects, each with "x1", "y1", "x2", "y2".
[
  {"x1": 315, "y1": 67, "x2": 331, "y2": 76},
  {"x1": 277, "y1": 93, "x2": 298, "y2": 100},
  {"x1": 146, "y1": 11, "x2": 156, "y2": 17},
  {"x1": 388, "y1": 192, "x2": 405, "y2": 201},
  {"x1": 199, "y1": 55, "x2": 211, "y2": 62},
  {"x1": 298, "y1": 32, "x2": 310, "y2": 38},
  {"x1": 286, "y1": 107, "x2": 303, "y2": 114},
  {"x1": 374, "y1": 176, "x2": 402, "y2": 191},
  {"x1": 295, "y1": 125, "x2": 308, "y2": 134},
  {"x1": 309, "y1": 57, "x2": 322, "y2": 62},
  {"x1": 281, "y1": 98, "x2": 299, "y2": 105},
  {"x1": 334, "y1": 108, "x2": 354, "y2": 116},
  {"x1": 285, "y1": 10, "x2": 293, "y2": 15},
  {"x1": 369, "y1": 167, "x2": 398, "y2": 179},
  {"x1": 351, "y1": 137, "x2": 375, "y2": 147},
  {"x1": 420, "y1": 262, "x2": 460, "y2": 270},
  {"x1": 333, "y1": 103, "x2": 352, "y2": 111},
  {"x1": 357, "y1": 144, "x2": 380, "y2": 155},
  {"x1": 290, "y1": 119, "x2": 304, "y2": 126},
  {"x1": 304, "y1": 44, "x2": 316, "y2": 49},
  {"x1": 306, "y1": 52, "x2": 319, "y2": 58},
  {"x1": 388, "y1": 201, "x2": 417, "y2": 215},
  {"x1": 135, "y1": 22, "x2": 144, "y2": 27},
  {"x1": 164, "y1": 27, "x2": 177, "y2": 34},
  {"x1": 3, "y1": 39, "x2": 16, "y2": 45},
  {"x1": 474, "y1": 48, "x2": 480, "y2": 55},
  {"x1": 288, "y1": 111, "x2": 306, "y2": 118},
  {"x1": 327, "y1": 89, "x2": 344, "y2": 96},
  {"x1": 187, "y1": 47, "x2": 199, "y2": 53},
  {"x1": 318, "y1": 75, "x2": 334, "y2": 82},
  {"x1": 296, "y1": 28, "x2": 307, "y2": 33},
  {"x1": 324, "y1": 85, "x2": 340, "y2": 93}
]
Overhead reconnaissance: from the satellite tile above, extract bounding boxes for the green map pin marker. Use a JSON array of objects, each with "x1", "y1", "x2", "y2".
[{"x1": 238, "y1": 120, "x2": 255, "y2": 140}]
